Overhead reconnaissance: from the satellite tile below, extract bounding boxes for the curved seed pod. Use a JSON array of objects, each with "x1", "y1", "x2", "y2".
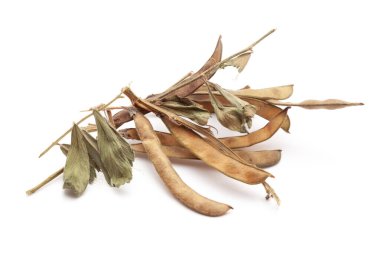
[
  {"x1": 121, "y1": 107, "x2": 288, "y2": 149},
  {"x1": 267, "y1": 99, "x2": 364, "y2": 110},
  {"x1": 132, "y1": 144, "x2": 281, "y2": 168},
  {"x1": 132, "y1": 110, "x2": 231, "y2": 217},
  {"x1": 220, "y1": 107, "x2": 289, "y2": 148},
  {"x1": 195, "y1": 84, "x2": 294, "y2": 100},
  {"x1": 119, "y1": 128, "x2": 180, "y2": 146},
  {"x1": 162, "y1": 116, "x2": 273, "y2": 184},
  {"x1": 159, "y1": 36, "x2": 223, "y2": 99},
  {"x1": 189, "y1": 94, "x2": 291, "y2": 132},
  {"x1": 230, "y1": 84, "x2": 293, "y2": 100}
]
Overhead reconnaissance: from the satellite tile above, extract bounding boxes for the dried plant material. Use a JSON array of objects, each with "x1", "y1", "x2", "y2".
[
  {"x1": 63, "y1": 124, "x2": 90, "y2": 195},
  {"x1": 93, "y1": 110, "x2": 134, "y2": 187},
  {"x1": 31, "y1": 29, "x2": 363, "y2": 216},
  {"x1": 120, "y1": 106, "x2": 287, "y2": 149},
  {"x1": 132, "y1": 143, "x2": 281, "y2": 168},
  {"x1": 190, "y1": 94, "x2": 291, "y2": 132},
  {"x1": 220, "y1": 107, "x2": 289, "y2": 148},
  {"x1": 120, "y1": 128, "x2": 179, "y2": 146},
  {"x1": 195, "y1": 84, "x2": 294, "y2": 100},
  {"x1": 131, "y1": 110, "x2": 231, "y2": 216},
  {"x1": 158, "y1": 36, "x2": 223, "y2": 99},
  {"x1": 60, "y1": 143, "x2": 97, "y2": 184},
  {"x1": 124, "y1": 88, "x2": 246, "y2": 163},
  {"x1": 26, "y1": 167, "x2": 64, "y2": 195},
  {"x1": 158, "y1": 97, "x2": 210, "y2": 125},
  {"x1": 268, "y1": 99, "x2": 364, "y2": 110},
  {"x1": 162, "y1": 115, "x2": 272, "y2": 184},
  {"x1": 206, "y1": 82, "x2": 256, "y2": 133},
  {"x1": 231, "y1": 84, "x2": 294, "y2": 100},
  {"x1": 220, "y1": 51, "x2": 252, "y2": 72}
]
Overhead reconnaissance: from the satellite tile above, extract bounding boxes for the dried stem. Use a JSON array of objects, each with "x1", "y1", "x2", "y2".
[
  {"x1": 38, "y1": 91, "x2": 124, "y2": 158},
  {"x1": 106, "y1": 109, "x2": 115, "y2": 127},
  {"x1": 26, "y1": 167, "x2": 64, "y2": 195}
]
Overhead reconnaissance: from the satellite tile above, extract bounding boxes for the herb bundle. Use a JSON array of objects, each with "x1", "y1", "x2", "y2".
[{"x1": 27, "y1": 29, "x2": 362, "y2": 216}]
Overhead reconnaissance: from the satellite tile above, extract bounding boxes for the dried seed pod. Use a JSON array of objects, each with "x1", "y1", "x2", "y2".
[
  {"x1": 132, "y1": 143, "x2": 281, "y2": 168},
  {"x1": 220, "y1": 107, "x2": 289, "y2": 148},
  {"x1": 267, "y1": 99, "x2": 364, "y2": 110},
  {"x1": 158, "y1": 36, "x2": 223, "y2": 99},
  {"x1": 161, "y1": 116, "x2": 273, "y2": 184},
  {"x1": 131, "y1": 109, "x2": 231, "y2": 217},
  {"x1": 232, "y1": 85, "x2": 293, "y2": 100},
  {"x1": 121, "y1": 106, "x2": 287, "y2": 149},
  {"x1": 195, "y1": 84, "x2": 294, "y2": 100}
]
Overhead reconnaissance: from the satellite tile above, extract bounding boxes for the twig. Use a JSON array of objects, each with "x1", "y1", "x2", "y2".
[
  {"x1": 39, "y1": 91, "x2": 124, "y2": 158},
  {"x1": 26, "y1": 167, "x2": 64, "y2": 195}
]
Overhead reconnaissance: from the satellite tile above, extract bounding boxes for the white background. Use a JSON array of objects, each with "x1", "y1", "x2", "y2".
[{"x1": 1, "y1": 0, "x2": 379, "y2": 252}]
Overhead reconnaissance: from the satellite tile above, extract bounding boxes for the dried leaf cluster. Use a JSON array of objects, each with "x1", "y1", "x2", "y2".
[{"x1": 27, "y1": 30, "x2": 362, "y2": 216}]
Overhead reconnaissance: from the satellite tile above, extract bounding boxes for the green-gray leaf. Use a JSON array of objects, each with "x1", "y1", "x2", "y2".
[
  {"x1": 93, "y1": 110, "x2": 134, "y2": 187},
  {"x1": 63, "y1": 124, "x2": 90, "y2": 195},
  {"x1": 160, "y1": 97, "x2": 210, "y2": 125}
]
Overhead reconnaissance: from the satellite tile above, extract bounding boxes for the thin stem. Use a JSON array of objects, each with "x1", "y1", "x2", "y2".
[
  {"x1": 39, "y1": 91, "x2": 124, "y2": 158},
  {"x1": 106, "y1": 109, "x2": 115, "y2": 127},
  {"x1": 156, "y1": 29, "x2": 276, "y2": 99},
  {"x1": 26, "y1": 167, "x2": 64, "y2": 195}
]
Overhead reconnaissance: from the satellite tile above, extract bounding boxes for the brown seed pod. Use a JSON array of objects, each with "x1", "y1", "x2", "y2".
[
  {"x1": 161, "y1": 115, "x2": 273, "y2": 185},
  {"x1": 131, "y1": 144, "x2": 282, "y2": 168},
  {"x1": 120, "y1": 107, "x2": 288, "y2": 149},
  {"x1": 131, "y1": 109, "x2": 232, "y2": 217}
]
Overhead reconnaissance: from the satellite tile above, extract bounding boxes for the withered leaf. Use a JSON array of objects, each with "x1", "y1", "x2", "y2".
[
  {"x1": 60, "y1": 142, "x2": 97, "y2": 184},
  {"x1": 268, "y1": 99, "x2": 364, "y2": 110},
  {"x1": 159, "y1": 97, "x2": 210, "y2": 125},
  {"x1": 93, "y1": 110, "x2": 134, "y2": 187},
  {"x1": 63, "y1": 124, "x2": 90, "y2": 195},
  {"x1": 220, "y1": 51, "x2": 252, "y2": 73},
  {"x1": 206, "y1": 83, "x2": 256, "y2": 133}
]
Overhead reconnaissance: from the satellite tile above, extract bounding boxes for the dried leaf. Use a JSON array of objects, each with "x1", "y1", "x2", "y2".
[
  {"x1": 93, "y1": 110, "x2": 134, "y2": 187},
  {"x1": 268, "y1": 99, "x2": 364, "y2": 110},
  {"x1": 60, "y1": 142, "x2": 97, "y2": 184},
  {"x1": 159, "y1": 97, "x2": 210, "y2": 125},
  {"x1": 220, "y1": 51, "x2": 252, "y2": 72},
  {"x1": 206, "y1": 83, "x2": 256, "y2": 133},
  {"x1": 63, "y1": 124, "x2": 90, "y2": 195}
]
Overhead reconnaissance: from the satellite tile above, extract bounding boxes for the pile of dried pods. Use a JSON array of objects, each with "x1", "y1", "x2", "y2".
[{"x1": 27, "y1": 29, "x2": 362, "y2": 216}]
